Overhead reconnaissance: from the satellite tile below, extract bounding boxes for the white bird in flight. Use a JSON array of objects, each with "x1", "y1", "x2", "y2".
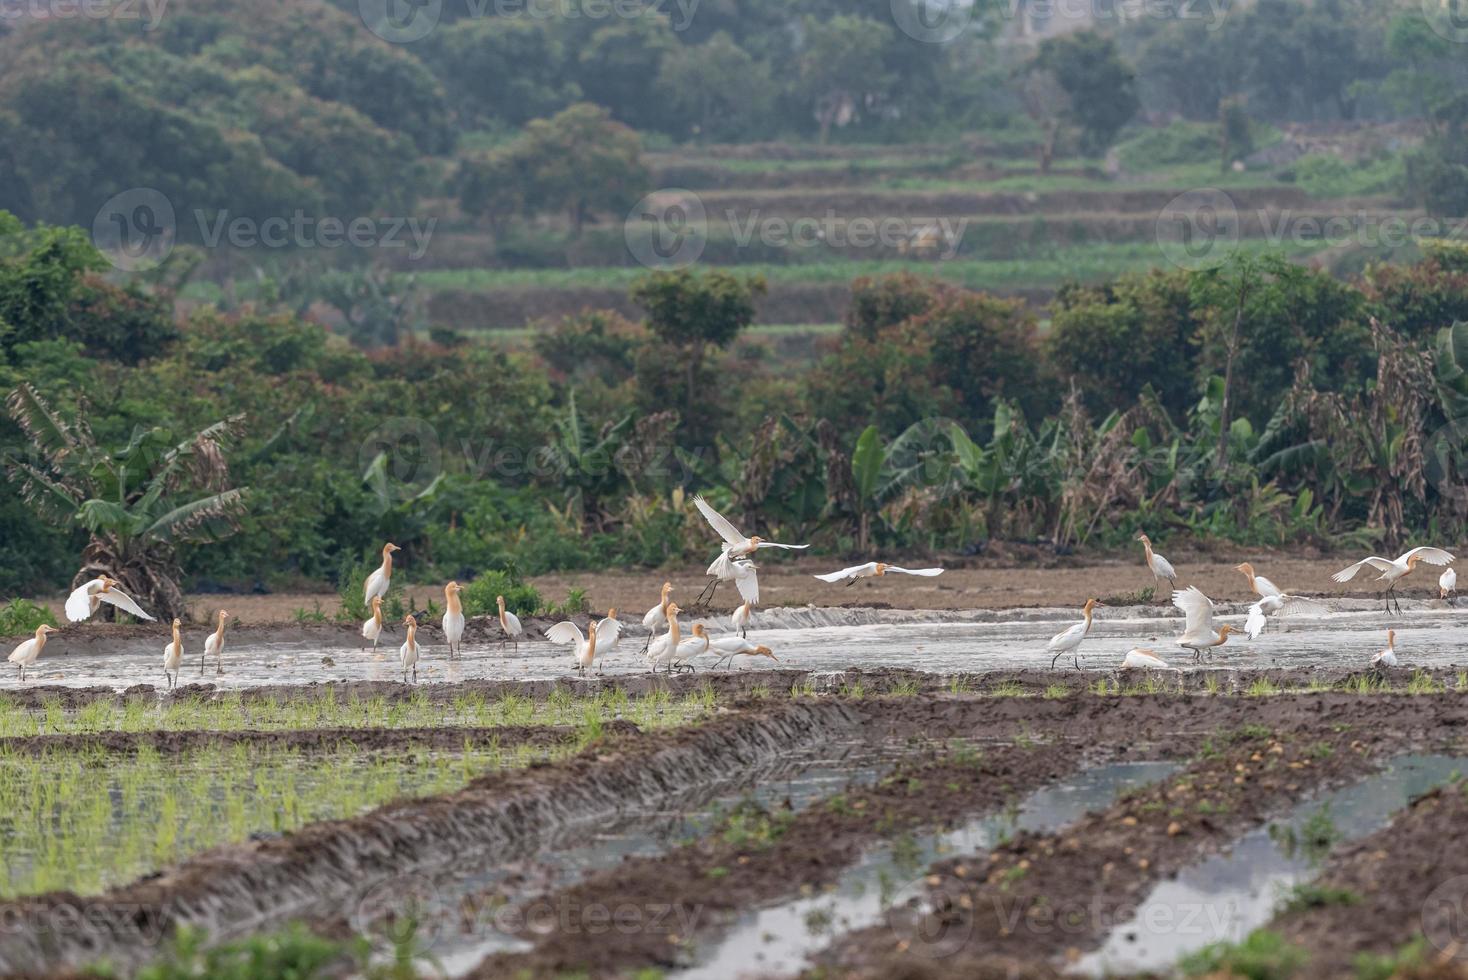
[
  {"x1": 65, "y1": 576, "x2": 154, "y2": 623},
  {"x1": 1371, "y1": 629, "x2": 1398, "y2": 669},
  {"x1": 1235, "y1": 562, "x2": 1327, "y2": 640},
  {"x1": 1172, "y1": 587, "x2": 1237, "y2": 663},
  {"x1": 361, "y1": 595, "x2": 386, "y2": 653},
  {"x1": 710, "y1": 636, "x2": 778, "y2": 669},
  {"x1": 202, "y1": 609, "x2": 230, "y2": 675},
  {"x1": 8, "y1": 625, "x2": 57, "y2": 682},
  {"x1": 1048, "y1": 598, "x2": 1103, "y2": 669},
  {"x1": 546, "y1": 618, "x2": 602, "y2": 673},
  {"x1": 162, "y1": 618, "x2": 184, "y2": 690},
  {"x1": 1441, "y1": 568, "x2": 1457, "y2": 600},
  {"x1": 497, "y1": 594, "x2": 524, "y2": 652},
  {"x1": 814, "y1": 562, "x2": 944, "y2": 586},
  {"x1": 1331, "y1": 546, "x2": 1455, "y2": 614},
  {"x1": 692, "y1": 496, "x2": 807, "y2": 604},
  {"x1": 363, "y1": 542, "x2": 400, "y2": 604},
  {"x1": 1135, "y1": 533, "x2": 1177, "y2": 597},
  {"x1": 442, "y1": 582, "x2": 465, "y2": 660}
]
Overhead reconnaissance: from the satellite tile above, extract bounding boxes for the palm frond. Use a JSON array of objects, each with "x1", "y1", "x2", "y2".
[
  {"x1": 142, "y1": 488, "x2": 248, "y2": 544},
  {"x1": 2, "y1": 456, "x2": 83, "y2": 525},
  {"x1": 6, "y1": 383, "x2": 82, "y2": 472}
]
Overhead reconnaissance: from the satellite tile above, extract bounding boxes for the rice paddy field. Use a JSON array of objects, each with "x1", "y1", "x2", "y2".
[{"x1": 4, "y1": 584, "x2": 1468, "y2": 978}]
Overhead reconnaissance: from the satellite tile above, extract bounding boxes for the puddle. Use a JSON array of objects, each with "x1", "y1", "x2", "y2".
[
  {"x1": 0, "y1": 742, "x2": 552, "y2": 900},
  {"x1": 672, "y1": 760, "x2": 1181, "y2": 980},
  {"x1": 1074, "y1": 754, "x2": 1468, "y2": 977},
  {"x1": 411, "y1": 737, "x2": 912, "y2": 976}
]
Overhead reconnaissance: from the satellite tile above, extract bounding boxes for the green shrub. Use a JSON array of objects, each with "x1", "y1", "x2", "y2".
[
  {"x1": 0, "y1": 599, "x2": 57, "y2": 636},
  {"x1": 1180, "y1": 929, "x2": 1309, "y2": 979},
  {"x1": 132, "y1": 923, "x2": 342, "y2": 980},
  {"x1": 1115, "y1": 122, "x2": 1219, "y2": 170},
  {"x1": 460, "y1": 568, "x2": 541, "y2": 618}
]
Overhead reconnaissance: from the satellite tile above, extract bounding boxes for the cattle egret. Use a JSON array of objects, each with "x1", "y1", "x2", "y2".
[
  {"x1": 692, "y1": 496, "x2": 808, "y2": 602},
  {"x1": 674, "y1": 623, "x2": 711, "y2": 671},
  {"x1": 1048, "y1": 598, "x2": 1103, "y2": 669},
  {"x1": 1121, "y1": 647, "x2": 1176, "y2": 671},
  {"x1": 731, "y1": 601, "x2": 753, "y2": 638},
  {"x1": 1333, "y1": 546, "x2": 1455, "y2": 614},
  {"x1": 814, "y1": 562, "x2": 944, "y2": 586},
  {"x1": 362, "y1": 595, "x2": 386, "y2": 653},
  {"x1": 1372, "y1": 629, "x2": 1398, "y2": 669},
  {"x1": 399, "y1": 616, "x2": 420, "y2": 683},
  {"x1": 710, "y1": 636, "x2": 777, "y2": 669},
  {"x1": 1441, "y1": 568, "x2": 1457, "y2": 599},
  {"x1": 202, "y1": 610, "x2": 230, "y2": 675},
  {"x1": 1172, "y1": 587, "x2": 1237, "y2": 663},
  {"x1": 647, "y1": 603, "x2": 683, "y2": 672},
  {"x1": 1136, "y1": 534, "x2": 1177, "y2": 596},
  {"x1": 1235, "y1": 563, "x2": 1327, "y2": 640},
  {"x1": 8, "y1": 625, "x2": 57, "y2": 682},
  {"x1": 497, "y1": 595, "x2": 523, "y2": 652},
  {"x1": 546, "y1": 619, "x2": 602, "y2": 673},
  {"x1": 65, "y1": 576, "x2": 154, "y2": 623},
  {"x1": 642, "y1": 582, "x2": 674, "y2": 652},
  {"x1": 363, "y1": 543, "x2": 400, "y2": 604},
  {"x1": 442, "y1": 582, "x2": 465, "y2": 660},
  {"x1": 163, "y1": 619, "x2": 184, "y2": 690}
]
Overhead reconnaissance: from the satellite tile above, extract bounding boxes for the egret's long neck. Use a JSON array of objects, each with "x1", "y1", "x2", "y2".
[
  {"x1": 373, "y1": 605, "x2": 383, "y2": 627},
  {"x1": 171, "y1": 623, "x2": 180, "y2": 647},
  {"x1": 667, "y1": 617, "x2": 681, "y2": 648},
  {"x1": 217, "y1": 613, "x2": 229, "y2": 639},
  {"x1": 34, "y1": 628, "x2": 48, "y2": 651},
  {"x1": 447, "y1": 590, "x2": 462, "y2": 616},
  {"x1": 498, "y1": 604, "x2": 508, "y2": 630},
  {"x1": 1083, "y1": 607, "x2": 1094, "y2": 632},
  {"x1": 406, "y1": 622, "x2": 417, "y2": 646},
  {"x1": 586, "y1": 624, "x2": 598, "y2": 661},
  {"x1": 382, "y1": 550, "x2": 394, "y2": 577}
]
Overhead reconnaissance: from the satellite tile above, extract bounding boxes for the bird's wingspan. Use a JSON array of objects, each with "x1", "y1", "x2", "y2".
[
  {"x1": 596, "y1": 618, "x2": 623, "y2": 647},
  {"x1": 890, "y1": 566, "x2": 944, "y2": 577},
  {"x1": 1332, "y1": 557, "x2": 1393, "y2": 582},
  {"x1": 733, "y1": 563, "x2": 760, "y2": 605},
  {"x1": 1403, "y1": 546, "x2": 1456, "y2": 566},
  {"x1": 1171, "y1": 586, "x2": 1214, "y2": 632},
  {"x1": 693, "y1": 496, "x2": 746, "y2": 546},
  {"x1": 544, "y1": 622, "x2": 584, "y2": 646},
  {"x1": 64, "y1": 583, "x2": 95, "y2": 623},
  {"x1": 755, "y1": 542, "x2": 810, "y2": 551},
  {"x1": 99, "y1": 588, "x2": 155, "y2": 621},
  {"x1": 1245, "y1": 602, "x2": 1267, "y2": 640},
  {"x1": 814, "y1": 564, "x2": 869, "y2": 583},
  {"x1": 1276, "y1": 595, "x2": 1328, "y2": 618}
]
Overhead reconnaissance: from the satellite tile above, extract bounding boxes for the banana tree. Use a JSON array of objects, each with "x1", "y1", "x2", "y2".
[{"x1": 4, "y1": 383, "x2": 248, "y2": 619}]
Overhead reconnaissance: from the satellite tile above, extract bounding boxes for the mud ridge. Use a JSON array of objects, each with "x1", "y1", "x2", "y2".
[{"x1": 0, "y1": 701, "x2": 860, "y2": 975}]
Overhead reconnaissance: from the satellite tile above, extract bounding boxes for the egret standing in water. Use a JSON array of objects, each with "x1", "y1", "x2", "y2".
[
  {"x1": 546, "y1": 619, "x2": 602, "y2": 673},
  {"x1": 1135, "y1": 534, "x2": 1177, "y2": 598},
  {"x1": 162, "y1": 619, "x2": 184, "y2": 690},
  {"x1": 496, "y1": 595, "x2": 523, "y2": 652},
  {"x1": 8, "y1": 625, "x2": 57, "y2": 682},
  {"x1": 731, "y1": 600, "x2": 752, "y2": 639},
  {"x1": 646, "y1": 603, "x2": 682, "y2": 673},
  {"x1": 1048, "y1": 598, "x2": 1103, "y2": 670},
  {"x1": 65, "y1": 576, "x2": 154, "y2": 623},
  {"x1": 363, "y1": 543, "x2": 400, "y2": 605},
  {"x1": 1332, "y1": 546, "x2": 1455, "y2": 614},
  {"x1": 399, "y1": 615, "x2": 420, "y2": 683},
  {"x1": 361, "y1": 595, "x2": 386, "y2": 653},
  {"x1": 442, "y1": 582, "x2": 465, "y2": 660},
  {"x1": 642, "y1": 582, "x2": 674, "y2": 652},
  {"x1": 1372, "y1": 629, "x2": 1398, "y2": 669},
  {"x1": 202, "y1": 610, "x2": 230, "y2": 675}
]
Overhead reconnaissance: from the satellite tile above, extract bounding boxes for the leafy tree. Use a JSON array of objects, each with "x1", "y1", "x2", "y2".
[
  {"x1": 427, "y1": 18, "x2": 580, "y2": 128},
  {"x1": 4, "y1": 384, "x2": 248, "y2": 619},
  {"x1": 1033, "y1": 31, "x2": 1138, "y2": 156},
  {"x1": 796, "y1": 15, "x2": 891, "y2": 144},
  {"x1": 571, "y1": 16, "x2": 679, "y2": 134},
  {"x1": 658, "y1": 32, "x2": 774, "y2": 142}
]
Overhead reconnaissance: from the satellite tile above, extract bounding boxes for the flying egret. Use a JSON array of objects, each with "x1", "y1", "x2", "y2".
[
  {"x1": 646, "y1": 603, "x2": 682, "y2": 673},
  {"x1": 710, "y1": 636, "x2": 777, "y2": 669},
  {"x1": 1172, "y1": 587, "x2": 1237, "y2": 663},
  {"x1": 642, "y1": 582, "x2": 674, "y2": 652},
  {"x1": 673, "y1": 623, "x2": 712, "y2": 672},
  {"x1": 163, "y1": 619, "x2": 184, "y2": 690},
  {"x1": 731, "y1": 600, "x2": 752, "y2": 638},
  {"x1": 442, "y1": 582, "x2": 465, "y2": 660},
  {"x1": 362, "y1": 595, "x2": 386, "y2": 653},
  {"x1": 1121, "y1": 647, "x2": 1177, "y2": 671},
  {"x1": 65, "y1": 576, "x2": 154, "y2": 623},
  {"x1": 1371, "y1": 629, "x2": 1398, "y2": 669},
  {"x1": 1135, "y1": 534, "x2": 1177, "y2": 597},
  {"x1": 399, "y1": 615, "x2": 420, "y2": 683},
  {"x1": 594, "y1": 609, "x2": 622, "y2": 659},
  {"x1": 497, "y1": 595, "x2": 523, "y2": 652},
  {"x1": 692, "y1": 496, "x2": 808, "y2": 603},
  {"x1": 363, "y1": 543, "x2": 400, "y2": 605},
  {"x1": 8, "y1": 625, "x2": 57, "y2": 682},
  {"x1": 1235, "y1": 563, "x2": 1327, "y2": 640},
  {"x1": 202, "y1": 610, "x2": 230, "y2": 675},
  {"x1": 546, "y1": 619, "x2": 602, "y2": 673},
  {"x1": 1048, "y1": 598, "x2": 1103, "y2": 669},
  {"x1": 814, "y1": 562, "x2": 945, "y2": 586},
  {"x1": 1441, "y1": 568, "x2": 1457, "y2": 600},
  {"x1": 1332, "y1": 546, "x2": 1456, "y2": 614},
  {"x1": 700, "y1": 555, "x2": 761, "y2": 608}
]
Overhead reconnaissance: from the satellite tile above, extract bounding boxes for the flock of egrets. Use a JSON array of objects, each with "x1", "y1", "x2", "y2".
[{"x1": 4, "y1": 497, "x2": 1460, "y2": 685}]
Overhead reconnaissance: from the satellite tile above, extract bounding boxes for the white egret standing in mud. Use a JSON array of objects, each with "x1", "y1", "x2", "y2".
[
  {"x1": 1121, "y1": 647, "x2": 1176, "y2": 671},
  {"x1": 442, "y1": 582, "x2": 465, "y2": 660},
  {"x1": 1372, "y1": 629, "x2": 1398, "y2": 668},
  {"x1": 162, "y1": 619, "x2": 184, "y2": 690},
  {"x1": 65, "y1": 576, "x2": 154, "y2": 623},
  {"x1": 363, "y1": 543, "x2": 400, "y2": 605},
  {"x1": 1135, "y1": 534, "x2": 1177, "y2": 597},
  {"x1": 1441, "y1": 568, "x2": 1457, "y2": 599},
  {"x1": 731, "y1": 600, "x2": 752, "y2": 638},
  {"x1": 674, "y1": 623, "x2": 711, "y2": 671},
  {"x1": 594, "y1": 609, "x2": 622, "y2": 659},
  {"x1": 692, "y1": 496, "x2": 808, "y2": 604},
  {"x1": 1235, "y1": 562, "x2": 1327, "y2": 640},
  {"x1": 497, "y1": 595, "x2": 523, "y2": 652},
  {"x1": 203, "y1": 610, "x2": 230, "y2": 675},
  {"x1": 1048, "y1": 598, "x2": 1103, "y2": 669},
  {"x1": 399, "y1": 615, "x2": 420, "y2": 683},
  {"x1": 710, "y1": 636, "x2": 777, "y2": 669},
  {"x1": 813, "y1": 562, "x2": 945, "y2": 586},
  {"x1": 546, "y1": 619, "x2": 601, "y2": 673},
  {"x1": 8, "y1": 624, "x2": 57, "y2": 682},
  {"x1": 361, "y1": 595, "x2": 386, "y2": 653},
  {"x1": 1332, "y1": 546, "x2": 1455, "y2": 614},
  {"x1": 642, "y1": 582, "x2": 674, "y2": 652},
  {"x1": 646, "y1": 603, "x2": 682, "y2": 672},
  {"x1": 1172, "y1": 587, "x2": 1237, "y2": 663}
]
